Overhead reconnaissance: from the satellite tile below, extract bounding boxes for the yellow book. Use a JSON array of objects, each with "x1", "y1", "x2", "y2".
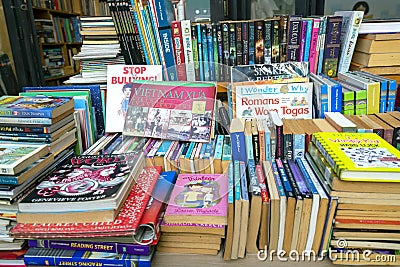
[{"x1": 312, "y1": 132, "x2": 400, "y2": 182}]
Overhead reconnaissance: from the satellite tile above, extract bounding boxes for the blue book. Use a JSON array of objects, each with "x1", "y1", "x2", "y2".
[
  {"x1": 24, "y1": 247, "x2": 152, "y2": 267},
  {"x1": 303, "y1": 19, "x2": 313, "y2": 62},
  {"x1": 309, "y1": 73, "x2": 329, "y2": 118},
  {"x1": 158, "y1": 28, "x2": 178, "y2": 81},
  {"x1": 196, "y1": 23, "x2": 204, "y2": 81},
  {"x1": 201, "y1": 24, "x2": 210, "y2": 81},
  {"x1": 23, "y1": 85, "x2": 104, "y2": 137},
  {"x1": 248, "y1": 22, "x2": 255, "y2": 65},
  {"x1": 207, "y1": 24, "x2": 215, "y2": 81},
  {"x1": 230, "y1": 118, "x2": 247, "y2": 163},
  {"x1": 319, "y1": 74, "x2": 343, "y2": 113},
  {"x1": 152, "y1": 171, "x2": 178, "y2": 203},
  {"x1": 317, "y1": 17, "x2": 327, "y2": 75}
]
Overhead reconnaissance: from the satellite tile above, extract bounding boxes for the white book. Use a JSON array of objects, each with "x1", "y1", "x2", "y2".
[{"x1": 181, "y1": 20, "x2": 196, "y2": 81}]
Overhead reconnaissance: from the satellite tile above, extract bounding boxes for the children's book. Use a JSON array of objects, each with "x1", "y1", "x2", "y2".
[
  {"x1": 0, "y1": 143, "x2": 49, "y2": 175},
  {"x1": 123, "y1": 81, "x2": 216, "y2": 142},
  {"x1": 312, "y1": 132, "x2": 400, "y2": 182},
  {"x1": 105, "y1": 65, "x2": 163, "y2": 133},
  {"x1": 18, "y1": 152, "x2": 145, "y2": 213},
  {"x1": 163, "y1": 173, "x2": 228, "y2": 225},
  {"x1": 0, "y1": 95, "x2": 74, "y2": 118}
]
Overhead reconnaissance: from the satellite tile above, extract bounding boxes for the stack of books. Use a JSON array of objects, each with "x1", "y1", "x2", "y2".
[
  {"x1": 66, "y1": 16, "x2": 124, "y2": 84},
  {"x1": 0, "y1": 95, "x2": 77, "y2": 156},
  {"x1": 351, "y1": 29, "x2": 400, "y2": 77},
  {"x1": 160, "y1": 173, "x2": 228, "y2": 255},
  {"x1": 305, "y1": 132, "x2": 400, "y2": 264}
]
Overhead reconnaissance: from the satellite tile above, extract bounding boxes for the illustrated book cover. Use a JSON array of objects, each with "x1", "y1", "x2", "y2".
[
  {"x1": 0, "y1": 95, "x2": 74, "y2": 118},
  {"x1": 163, "y1": 173, "x2": 228, "y2": 225},
  {"x1": 106, "y1": 65, "x2": 163, "y2": 133},
  {"x1": 312, "y1": 132, "x2": 400, "y2": 182},
  {"x1": 11, "y1": 167, "x2": 163, "y2": 239},
  {"x1": 18, "y1": 152, "x2": 144, "y2": 213},
  {"x1": 0, "y1": 143, "x2": 49, "y2": 175},
  {"x1": 234, "y1": 82, "x2": 313, "y2": 119},
  {"x1": 123, "y1": 81, "x2": 216, "y2": 143}
]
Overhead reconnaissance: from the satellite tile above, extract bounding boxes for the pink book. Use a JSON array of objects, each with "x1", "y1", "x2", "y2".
[
  {"x1": 163, "y1": 173, "x2": 228, "y2": 225},
  {"x1": 309, "y1": 18, "x2": 321, "y2": 74}
]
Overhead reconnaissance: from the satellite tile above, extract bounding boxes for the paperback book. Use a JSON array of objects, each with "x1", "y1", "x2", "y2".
[
  {"x1": 123, "y1": 81, "x2": 216, "y2": 142},
  {"x1": 105, "y1": 65, "x2": 163, "y2": 133},
  {"x1": 163, "y1": 173, "x2": 228, "y2": 225},
  {"x1": 18, "y1": 152, "x2": 144, "y2": 213}
]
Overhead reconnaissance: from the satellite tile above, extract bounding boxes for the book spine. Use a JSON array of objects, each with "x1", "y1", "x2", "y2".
[
  {"x1": 271, "y1": 19, "x2": 280, "y2": 63},
  {"x1": 236, "y1": 22, "x2": 243, "y2": 66},
  {"x1": 191, "y1": 24, "x2": 200, "y2": 81},
  {"x1": 28, "y1": 239, "x2": 151, "y2": 255},
  {"x1": 247, "y1": 159, "x2": 261, "y2": 195},
  {"x1": 283, "y1": 128, "x2": 293, "y2": 160},
  {"x1": 242, "y1": 21, "x2": 249, "y2": 65},
  {"x1": 0, "y1": 176, "x2": 18, "y2": 185},
  {"x1": 258, "y1": 126, "x2": 265, "y2": 163},
  {"x1": 275, "y1": 158, "x2": 294, "y2": 198},
  {"x1": 196, "y1": 24, "x2": 204, "y2": 81},
  {"x1": 0, "y1": 134, "x2": 51, "y2": 143},
  {"x1": 230, "y1": 130, "x2": 247, "y2": 163},
  {"x1": 252, "y1": 129, "x2": 260, "y2": 164},
  {"x1": 221, "y1": 22, "x2": 230, "y2": 81},
  {"x1": 263, "y1": 19, "x2": 272, "y2": 64},
  {"x1": 147, "y1": 2, "x2": 168, "y2": 71},
  {"x1": 248, "y1": 21, "x2": 255, "y2": 65},
  {"x1": 23, "y1": 248, "x2": 151, "y2": 267},
  {"x1": 171, "y1": 21, "x2": 187, "y2": 81},
  {"x1": 206, "y1": 23, "x2": 215, "y2": 81},
  {"x1": 264, "y1": 129, "x2": 271, "y2": 161},
  {"x1": 275, "y1": 123, "x2": 283, "y2": 159},
  {"x1": 216, "y1": 24, "x2": 224, "y2": 81},
  {"x1": 0, "y1": 107, "x2": 56, "y2": 118},
  {"x1": 303, "y1": 19, "x2": 312, "y2": 62},
  {"x1": 212, "y1": 23, "x2": 219, "y2": 82},
  {"x1": 308, "y1": 18, "x2": 320, "y2": 74},
  {"x1": 322, "y1": 16, "x2": 342, "y2": 78},
  {"x1": 255, "y1": 20, "x2": 264, "y2": 64},
  {"x1": 228, "y1": 22, "x2": 237, "y2": 66},
  {"x1": 279, "y1": 15, "x2": 288, "y2": 62},
  {"x1": 337, "y1": 11, "x2": 363, "y2": 73},
  {"x1": 132, "y1": 1, "x2": 151, "y2": 65},
  {"x1": 0, "y1": 125, "x2": 51, "y2": 133},
  {"x1": 181, "y1": 20, "x2": 195, "y2": 82},
  {"x1": 141, "y1": 3, "x2": 159, "y2": 65},
  {"x1": 298, "y1": 19, "x2": 307, "y2": 62},
  {"x1": 387, "y1": 80, "x2": 397, "y2": 112},
  {"x1": 201, "y1": 23, "x2": 210, "y2": 81},
  {"x1": 0, "y1": 116, "x2": 53, "y2": 125},
  {"x1": 317, "y1": 17, "x2": 327, "y2": 75},
  {"x1": 159, "y1": 28, "x2": 178, "y2": 81},
  {"x1": 286, "y1": 15, "x2": 302, "y2": 62}
]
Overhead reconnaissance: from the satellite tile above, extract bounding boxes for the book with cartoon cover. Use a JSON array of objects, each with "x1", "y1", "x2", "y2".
[
  {"x1": 163, "y1": 173, "x2": 228, "y2": 225},
  {"x1": 312, "y1": 132, "x2": 400, "y2": 182},
  {"x1": 123, "y1": 81, "x2": 216, "y2": 143}
]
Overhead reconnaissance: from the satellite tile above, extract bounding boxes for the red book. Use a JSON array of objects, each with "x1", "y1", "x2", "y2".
[
  {"x1": 10, "y1": 167, "x2": 161, "y2": 239},
  {"x1": 171, "y1": 21, "x2": 187, "y2": 81}
]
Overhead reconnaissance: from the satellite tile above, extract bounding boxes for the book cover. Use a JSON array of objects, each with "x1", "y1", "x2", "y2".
[
  {"x1": 312, "y1": 132, "x2": 400, "y2": 182},
  {"x1": 234, "y1": 82, "x2": 313, "y2": 119},
  {"x1": 322, "y1": 15, "x2": 342, "y2": 78},
  {"x1": 0, "y1": 143, "x2": 49, "y2": 175},
  {"x1": 231, "y1": 62, "x2": 309, "y2": 83},
  {"x1": 0, "y1": 95, "x2": 73, "y2": 119},
  {"x1": 18, "y1": 152, "x2": 144, "y2": 213},
  {"x1": 286, "y1": 15, "x2": 302, "y2": 62},
  {"x1": 106, "y1": 65, "x2": 163, "y2": 133},
  {"x1": 163, "y1": 173, "x2": 228, "y2": 225},
  {"x1": 24, "y1": 247, "x2": 153, "y2": 267},
  {"x1": 123, "y1": 81, "x2": 216, "y2": 142}
]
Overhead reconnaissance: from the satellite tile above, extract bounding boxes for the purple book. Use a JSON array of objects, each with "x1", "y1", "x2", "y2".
[
  {"x1": 28, "y1": 239, "x2": 151, "y2": 255},
  {"x1": 288, "y1": 160, "x2": 312, "y2": 198}
]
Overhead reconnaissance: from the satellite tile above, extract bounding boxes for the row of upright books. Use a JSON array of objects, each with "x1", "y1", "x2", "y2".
[{"x1": 108, "y1": 0, "x2": 365, "y2": 81}]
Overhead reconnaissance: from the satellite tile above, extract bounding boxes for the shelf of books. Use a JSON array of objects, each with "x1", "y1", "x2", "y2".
[{"x1": 2, "y1": 1, "x2": 400, "y2": 266}]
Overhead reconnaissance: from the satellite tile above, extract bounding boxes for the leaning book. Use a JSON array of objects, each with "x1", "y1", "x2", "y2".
[
  {"x1": 312, "y1": 132, "x2": 400, "y2": 182},
  {"x1": 123, "y1": 81, "x2": 216, "y2": 142},
  {"x1": 18, "y1": 152, "x2": 144, "y2": 213},
  {"x1": 0, "y1": 143, "x2": 49, "y2": 175}
]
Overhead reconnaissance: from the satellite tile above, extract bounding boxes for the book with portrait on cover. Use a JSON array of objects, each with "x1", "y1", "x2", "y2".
[
  {"x1": 123, "y1": 81, "x2": 216, "y2": 143},
  {"x1": 163, "y1": 173, "x2": 228, "y2": 225},
  {"x1": 312, "y1": 132, "x2": 400, "y2": 182}
]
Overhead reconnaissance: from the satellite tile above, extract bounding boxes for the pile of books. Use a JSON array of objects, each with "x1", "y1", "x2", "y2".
[
  {"x1": 159, "y1": 173, "x2": 228, "y2": 255},
  {"x1": 306, "y1": 131, "x2": 400, "y2": 264}
]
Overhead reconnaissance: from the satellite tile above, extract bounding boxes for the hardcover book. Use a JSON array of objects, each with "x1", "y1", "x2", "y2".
[
  {"x1": 163, "y1": 173, "x2": 228, "y2": 225},
  {"x1": 234, "y1": 82, "x2": 313, "y2": 119},
  {"x1": 312, "y1": 132, "x2": 400, "y2": 182},
  {"x1": 0, "y1": 143, "x2": 49, "y2": 175},
  {"x1": 0, "y1": 95, "x2": 74, "y2": 118},
  {"x1": 106, "y1": 65, "x2": 163, "y2": 133},
  {"x1": 18, "y1": 152, "x2": 145, "y2": 213},
  {"x1": 123, "y1": 81, "x2": 216, "y2": 143}
]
